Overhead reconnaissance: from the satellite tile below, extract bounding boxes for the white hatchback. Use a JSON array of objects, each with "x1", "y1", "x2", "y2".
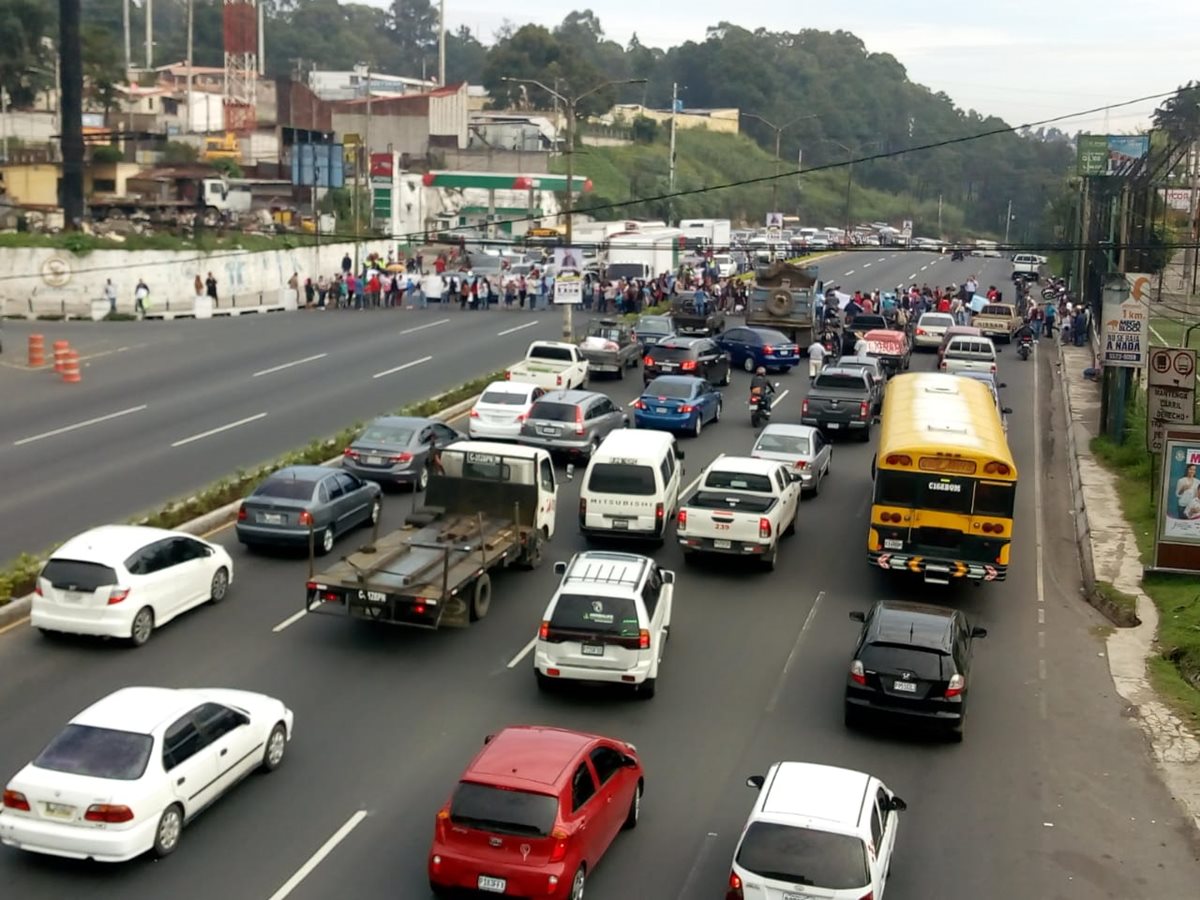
[
  {"x1": 467, "y1": 380, "x2": 545, "y2": 440},
  {"x1": 728, "y1": 761, "x2": 907, "y2": 900},
  {"x1": 0, "y1": 686, "x2": 293, "y2": 862},
  {"x1": 32, "y1": 525, "x2": 234, "y2": 647},
  {"x1": 534, "y1": 551, "x2": 674, "y2": 698}
]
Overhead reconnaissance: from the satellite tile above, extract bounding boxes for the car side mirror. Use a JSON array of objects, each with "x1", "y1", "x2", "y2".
[
  {"x1": 622, "y1": 414, "x2": 629, "y2": 425},
  {"x1": 484, "y1": 733, "x2": 495, "y2": 745},
  {"x1": 676, "y1": 449, "x2": 685, "y2": 460},
  {"x1": 553, "y1": 561, "x2": 568, "y2": 575},
  {"x1": 849, "y1": 610, "x2": 866, "y2": 623},
  {"x1": 998, "y1": 382, "x2": 1008, "y2": 389},
  {"x1": 971, "y1": 626, "x2": 989, "y2": 639},
  {"x1": 1001, "y1": 407, "x2": 1013, "y2": 415},
  {"x1": 888, "y1": 796, "x2": 908, "y2": 813},
  {"x1": 662, "y1": 570, "x2": 676, "y2": 585},
  {"x1": 621, "y1": 754, "x2": 639, "y2": 768},
  {"x1": 746, "y1": 775, "x2": 765, "y2": 790},
  {"x1": 565, "y1": 463, "x2": 575, "y2": 481}
]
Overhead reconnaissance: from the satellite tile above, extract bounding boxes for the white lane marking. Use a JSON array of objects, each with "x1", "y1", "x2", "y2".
[
  {"x1": 774, "y1": 389, "x2": 790, "y2": 405},
  {"x1": 930, "y1": 258, "x2": 940, "y2": 265},
  {"x1": 1037, "y1": 607, "x2": 1045, "y2": 624},
  {"x1": 1033, "y1": 336, "x2": 1049, "y2": 714},
  {"x1": 76, "y1": 345, "x2": 136, "y2": 362},
  {"x1": 1038, "y1": 658, "x2": 1047, "y2": 680},
  {"x1": 675, "y1": 832, "x2": 721, "y2": 900},
  {"x1": 267, "y1": 809, "x2": 369, "y2": 900},
  {"x1": 372, "y1": 355, "x2": 433, "y2": 379},
  {"x1": 273, "y1": 610, "x2": 308, "y2": 633},
  {"x1": 908, "y1": 273, "x2": 917, "y2": 280},
  {"x1": 171, "y1": 412, "x2": 267, "y2": 448},
  {"x1": 843, "y1": 269, "x2": 856, "y2": 276},
  {"x1": 767, "y1": 591, "x2": 825, "y2": 713},
  {"x1": 13, "y1": 405, "x2": 148, "y2": 446},
  {"x1": 863, "y1": 262, "x2": 872, "y2": 268},
  {"x1": 399, "y1": 317, "x2": 450, "y2": 335},
  {"x1": 252, "y1": 353, "x2": 328, "y2": 378},
  {"x1": 682, "y1": 452, "x2": 725, "y2": 497},
  {"x1": 497, "y1": 320, "x2": 541, "y2": 337},
  {"x1": 1038, "y1": 631, "x2": 1046, "y2": 649},
  {"x1": 507, "y1": 634, "x2": 538, "y2": 669},
  {"x1": 920, "y1": 265, "x2": 929, "y2": 271}
]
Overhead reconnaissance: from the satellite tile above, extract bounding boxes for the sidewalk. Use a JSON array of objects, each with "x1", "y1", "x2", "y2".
[{"x1": 1058, "y1": 339, "x2": 1200, "y2": 829}]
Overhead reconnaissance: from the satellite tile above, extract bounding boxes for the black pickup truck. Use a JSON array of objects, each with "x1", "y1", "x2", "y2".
[
  {"x1": 671, "y1": 296, "x2": 726, "y2": 336},
  {"x1": 800, "y1": 366, "x2": 877, "y2": 442}
]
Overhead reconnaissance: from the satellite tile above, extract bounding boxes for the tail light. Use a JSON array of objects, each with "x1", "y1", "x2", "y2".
[
  {"x1": 680, "y1": 359, "x2": 697, "y2": 371},
  {"x1": 504, "y1": 371, "x2": 512, "y2": 380},
  {"x1": 85, "y1": 804, "x2": 135, "y2": 824},
  {"x1": 801, "y1": 398, "x2": 809, "y2": 415},
  {"x1": 939, "y1": 360, "x2": 947, "y2": 370},
  {"x1": 539, "y1": 620, "x2": 550, "y2": 640},
  {"x1": 579, "y1": 498, "x2": 587, "y2": 517},
  {"x1": 643, "y1": 355, "x2": 654, "y2": 367},
  {"x1": 575, "y1": 407, "x2": 585, "y2": 435},
  {"x1": 858, "y1": 893, "x2": 874, "y2": 900},
  {"x1": 726, "y1": 871, "x2": 745, "y2": 900},
  {"x1": 944, "y1": 674, "x2": 965, "y2": 698},
  {"x1": 794, "y1": 460, "x2": 807, "y2": 469},
  {"x1": 762, "y1": 344, "x2": 774, "y2": 355},
  {"x1": 759, "y1": 517, "x2": 772, "y2": 539},
  {"x1": 556, "y1": 375, "x2": 564, "y2": 386},
  {"x1": 2, "y1": 790, "x2": 30, "y2": 811},
  {"x1": 679, "y1": 404, "x2": 695, "y2": 413},
  {"x1": 634, "y1": 400, "x2": 647, "y2": 410},
  {"x1": 849, "y1": 660, "x2": 867, "y2": 685},
  {"x1": 990, "y1": 364, "x2": 997, "y2": 374},
  {"x1": 638, "y1": 629, "x2": 651, "y2": 650},
  {"x1": 34, "y1": 583, "x2": 42, "y2": 597},
  {"x1": 298, "y1": 510, "x2": 314, "y2": 526},
  {"x1": 677, "y1": 508, "x2": 687, "y2": 529},
  {"x1": 343, "y1": 447, "x2": 360, "y2": 460},
  {"x1": 516, "y1": 412, "x2": 527, "y2": 423},
  {"x1": 389, "y1": 452, "x2": 413, "y2": 463},
  {"x1": 981, "y1": 521, "x2": 1003, "y2": 534},
  {"x1": 469, "y1": 408, "x2": 480, "y2": 418},
  {"x1": 237, "y1": 504, "x2": 247, "y2": 522},
  {"x1": 548, "y1": 829, "x2": 569, "y2": 863},
  {"x1": 107, "y1": 588, "x2": 130, "y2": 606},
  {"x1": 435, "y1": 808, "x2": 450, "y2": 844},
  {"x1": 859, "y1": 401, "x2": 869, "y2": 418},
  {"x1": 916, "y1": 327, "x2": 926, "y2": 335},
  {"x1": 655, "y1": 502, "x2": 665, "y2": 520}
]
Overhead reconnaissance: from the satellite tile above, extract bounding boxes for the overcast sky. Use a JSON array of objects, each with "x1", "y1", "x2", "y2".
[{"x1": 439, "y1": 0, "x2": 1197, "y2": 132}]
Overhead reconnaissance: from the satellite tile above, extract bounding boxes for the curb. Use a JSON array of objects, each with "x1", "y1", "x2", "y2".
[{"x1": 1057, "y1": 339, "x2": 1097, "y2": 594}]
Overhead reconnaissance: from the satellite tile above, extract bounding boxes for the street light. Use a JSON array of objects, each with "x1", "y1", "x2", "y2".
[
  {"x1": 501, "y1": 75, "x2": 647, "y2": 338},
  {"x1": 824, "y1": 139, "x2": 882, "y2": 245},
  {"x1": 741, "y1": 112, "x2": 819, "y2": 215}
]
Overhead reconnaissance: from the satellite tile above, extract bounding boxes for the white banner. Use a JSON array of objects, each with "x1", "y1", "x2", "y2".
[{"x1": 554, "y1": 274, "x2": 582, "y2": 305}]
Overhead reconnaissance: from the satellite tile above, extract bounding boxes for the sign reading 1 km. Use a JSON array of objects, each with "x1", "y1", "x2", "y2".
[{"x1": 1101, "y1": 272, "x2": 1150, "y2": 368}]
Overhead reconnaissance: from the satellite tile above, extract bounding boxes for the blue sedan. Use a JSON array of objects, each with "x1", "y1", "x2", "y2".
[
  {"x1": 633, "y1": 375, "x2": 722, "y2": 437},
  {"x1": 717, "y1": 326, "x2": 800, "y2": 373}
]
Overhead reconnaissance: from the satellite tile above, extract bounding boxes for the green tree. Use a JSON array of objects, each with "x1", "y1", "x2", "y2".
[
  {"x1": 630, "y1": 116, "x2": 658, "y2": 144},
  {"x1": 162, "y1": 141, "x2": 200, "y2": 164},
  {"x1": 445, "y1": 25, "x2": 487, "y2": 84},
  {"x1": 81, "y1": 24, "x2": 123, "y2": 118},
  {"x1": 0, "y1": 0, "x2": 54, "y2": 107},
  {"x1": 388, "y1": 0, "x2": 439, "y2": 76},
  {"x1": 1153, "y1": 82, "x2": 1200, "y2": 143}
]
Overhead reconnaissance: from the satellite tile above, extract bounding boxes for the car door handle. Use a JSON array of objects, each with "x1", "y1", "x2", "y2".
[
  {"x1": 176, "y1": 777, "x2": 186, "y2": 786},
  {"x1": 220, "y1": 748, "x2": 228, "y2": 757},
  {"x1": 578, "y1": 818, "x2": 588, "y2": 830}
]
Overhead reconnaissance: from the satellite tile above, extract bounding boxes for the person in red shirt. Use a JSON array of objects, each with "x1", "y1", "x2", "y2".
[
  {"x1": 937, "y1": 295, "x2": 951, "y2": 313},
  {"x1": 986, "y1": 285, "x2": 998, "y2": 301}
]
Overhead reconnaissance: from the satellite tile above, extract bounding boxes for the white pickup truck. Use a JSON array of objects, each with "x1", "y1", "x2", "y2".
[
  {"x1": 675, "y1": 456, "x2": 802, "y2": 570},
  {"x1": 505, "y1": 341, "x2": 590, "y2": 390}
]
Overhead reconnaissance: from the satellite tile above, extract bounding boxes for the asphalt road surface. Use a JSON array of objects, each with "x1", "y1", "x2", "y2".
[{"x1": 1, "y1": 251, "x2": 1196, "y2": 899}]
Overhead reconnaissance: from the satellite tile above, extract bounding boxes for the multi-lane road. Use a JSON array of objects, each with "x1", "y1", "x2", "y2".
[{"x1": 0, "y1": 251, "x2": 1197, "y2": 899}]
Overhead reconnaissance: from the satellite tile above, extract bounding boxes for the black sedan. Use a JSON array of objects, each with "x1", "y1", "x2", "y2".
[
  {"x1": 236, "y1": 466, "x2": 382, "y2": 556},
  {"x1": 843, "y1": 600, "x2": 987, "y2": 742},
  {"x1": 642, "y1": 336, "x2": 732, "y2": 387},
  {"x1": 341, "y1": 416, "x2": 464, "y2": 491}
]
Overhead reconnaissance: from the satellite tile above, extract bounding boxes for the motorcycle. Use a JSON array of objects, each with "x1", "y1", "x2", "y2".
[
  {"x1": 749, "y1": 383, "x2": 781, "y2": 428},
  {"x1": 951, "y1": 250, "x2": 965, "y2": 261},
  {"x1": 1017, "y1": 335, "x2": 1033, "y2": 361}
]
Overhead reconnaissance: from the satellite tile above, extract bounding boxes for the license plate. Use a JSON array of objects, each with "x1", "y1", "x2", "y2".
[
  {"x1": 661, "y1": 364, "x2": 676, "y2": 370},
  {"x1": 581, "y1": 642, "x2": 605, "y2": 657},
  {"x1": 612, "y1": 519, "x2": 630, "y2": 529},
  {"x1": 893, "y1": 681, "x2": 918, "y2": 693},
  {"x1": 260, "y1": 513, "x2": 284, "y2": 524},
  {"x1": 42, "y1": 802, "x2": 75, "y2": 819},
  {"x1": 713, "y1": 539, "x2": 732, "y2": 549},
  {"x1": 884, "y1": 539, "x2": 903, "y2": 550},
  {"x1": 783, "y1": 893, "x2": 815, "y2": 900},
  {"x1": 366, "y1": 455, "x2": 383, "y2": 466},
  {"x1": 656, "y1": 407, "x2": 668, "y2": 413},
  {"x1": 827, "y1": 423, "x2": 840, "y2": 429},
  {"x1": 477, "y1": 875, "x2": 506, "y2": 893},
  {"x1": 539, "y1": 426, "x2": 558, "y2": 436}
]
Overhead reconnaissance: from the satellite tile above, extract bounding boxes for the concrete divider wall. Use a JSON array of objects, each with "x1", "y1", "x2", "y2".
[{"x1": 0, "y1": 240, "x2": 395, "y2": 318}]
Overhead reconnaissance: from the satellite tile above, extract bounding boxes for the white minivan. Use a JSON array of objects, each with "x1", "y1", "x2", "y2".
[
  {"x1": 577, "y1": 429, "x2": 684, "y2": 542},
  {"x1": 940, "y1": 334, "x2": 999, "y2": 375}
]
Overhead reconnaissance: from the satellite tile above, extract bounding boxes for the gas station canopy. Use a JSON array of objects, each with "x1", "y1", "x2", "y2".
[{"x1": 421, "y1": 171, "x2": 592, "y2": 193}]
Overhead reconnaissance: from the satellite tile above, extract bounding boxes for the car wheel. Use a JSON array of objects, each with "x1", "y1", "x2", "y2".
[
  {"x1": 623, "y1": 782, "x2": 643, "y2": 830},
  {"x1": 430, "y1": 883, "x2": 452, "y2": 899},
  {"x1": 638, "y1": 677, "x2": 657, "y2": 700},
  {"x1": 949, "y1": 715, "x2": 966, "y2": 743},
  {"x1": 129, "y1": 606, "x2": 154, "y2": 647},
  {"x1": 692, "y1": 414, "x2": 703, "y2": 437},
  {"x1": 721, "y1": 366, "x2": 732, "y2": 386},
  {"x1": 209, "y1": 567, "x2": 230, "y2": 603},
  {"x1": 262, "y1": 722, "x2": 288, "y2": 772},
  {"x1": 470, "y1": 574, "x2": 492, "y2": 621},
  {"x1": 368, "y1": 498, "x2": 381, "y2": 526},
  {"x1": 743, "y1": 356, "x2": 755, "y2": 373},
  {"x1": 569, "y1": 865, "x2": 586, "y2": 900},
  {"x1": 416, "y1": 466, "x2": 429, "y2": 493},
  {"x1": 858, "y1": 425, "x2": 871, "y2": 444},
  {"x1": 153, "y1": 804, "x2": 184, "y2": 858},
  {"x1": 617, "y1": 362, "x2": 625, "y2": 380},
  {"x1": 714, "y1": 400, "x2": 722, "y2": 423},
  {"x1": 317, "y1": 526, "x2": 336, "y2": 556}
]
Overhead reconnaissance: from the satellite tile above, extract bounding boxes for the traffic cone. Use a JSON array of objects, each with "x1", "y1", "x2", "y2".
[
  {"x1": 27, "y1": 334, "x2": 45, "y2": 367},
  {"x1": 53, "y1": 340, "x2": 70, "y2": 373},
  {"x1": 61, "y1": 349, "x2": 81, "y2": 384}
]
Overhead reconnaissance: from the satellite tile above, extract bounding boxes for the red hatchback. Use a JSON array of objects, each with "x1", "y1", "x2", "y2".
[{"x1": 428, "y1": 725, "x2": 644, "y2": 899}]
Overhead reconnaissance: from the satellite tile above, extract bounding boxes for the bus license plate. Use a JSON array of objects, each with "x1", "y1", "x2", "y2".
[
  {"x1": 478, "y1": 876, "x2": 506, "y2": 893},
  {"x1": 884, "y1": 539, "x2": 903, "y2": 550}
]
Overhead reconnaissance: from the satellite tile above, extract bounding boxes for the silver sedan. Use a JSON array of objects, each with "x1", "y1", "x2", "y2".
[{"x1": 749, "y1": 424, "x2": 832, "y2": 497}]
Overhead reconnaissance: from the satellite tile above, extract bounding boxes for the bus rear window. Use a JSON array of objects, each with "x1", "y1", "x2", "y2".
[
  {"x1": 875, "y1": 471, "x2": 916, "y2": 506},
  {"x1": 974, "y1": 481, "x2": 1015, "y2": 517}
]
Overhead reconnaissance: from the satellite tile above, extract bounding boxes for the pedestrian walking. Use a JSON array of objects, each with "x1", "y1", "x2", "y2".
[
  {"x1": 104, "y1": 278, "x2": 118, "y2": 313},
  {"x1": 134, "y1": 279, "x2": 150, "y2": 315},
  {"x1": 807, "y1": 339, "x2": 828, "y2": 378}
]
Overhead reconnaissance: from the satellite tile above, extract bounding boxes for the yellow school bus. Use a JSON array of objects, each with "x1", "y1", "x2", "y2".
[{"x1": 868, "y1": 372, "x2": 1017, "y2": 584}]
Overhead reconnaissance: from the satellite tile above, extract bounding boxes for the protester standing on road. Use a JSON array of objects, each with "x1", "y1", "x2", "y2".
[
  {"x1": 807, "y1": 338, "x2": 828, "y2": 378},
  {"x1": 105, "y1": 278, "x2": 118, "y2": 313},
  {"x1": 134, "y1": 279, "x2": 150, "y2": 315},
  {"x1": 205, "y1": 272, "x2": 218, "y2": 303}
]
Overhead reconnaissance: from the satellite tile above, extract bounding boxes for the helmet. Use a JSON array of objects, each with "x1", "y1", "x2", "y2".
[{"x1": 756, "y1": 366, "x2": 766, "y2": 376}]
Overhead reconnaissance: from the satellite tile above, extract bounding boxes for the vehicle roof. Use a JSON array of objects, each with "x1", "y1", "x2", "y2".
[
  {"x1": 760, "y1": 762, "x2": 871, "y2": 828},
  {"x1": 836, "y1": 356, "x2": 881, "y2": 368},
  {"x1": 480, "y1": 380, "x2": 538, "y2": 395},
  {"x1": 818, "y1": 366, "x2": 870, "y2": 379},
  {"x1": 945, "y1": 335, "x2": 997, "y2": 351},
  {"x1": 561, "y1": 551, "x2": 651, "y2": 595},
  {"x1": 467, "y1": 726, "x2": 598, "y2": 792},
  {"x1": 365, "y1": 415, "x2": 434, "y2": 428},
  {"x1": 593, "y1": 428, "x2": 675, "y2": 457},
  {"x1": 637, "y1": 314, "x2": 672, "y2": 322},
  {"x1": 445, "y1": 440, "x2": 547, "y2": 460},
  {"x1": 757, "y1": 423, "x2": 820, "y2": 439},
  {"x1": 534, "y1": 389, "x2": 603, "y2": 405},
  {"x1": 876, "y1": 373, "x2": 1015, "y2": 468},
  {"x1": 657, "y1": 336, "x2": 706, "y2": 348},
  {"x1": 743, "y1": 326, "x2": 790, "y2": 337},
  {"x1": 706, "y1": 455, "x2": 784, "y2": 476},
  {"x1": 52, "y1": 525, "x2": 186, "y2": 562},
  {"x1": 863, "y1": 328, "x2": 905, "y2": 340},
  {"x1": 917, "y1": 311, "x2": 954, "y2": 321},
  {"x1": 942, "y1": 326, "x2": 981, "y2": 338},
  {"x1": 643, "y1": 375, "x2": 705, "y2": 390},
  {"x1": 70, "y1": 686, "x2": 202, "y2": 735},
  {"x1": 266, "y1": 465, "x2": 331, "y2": 481},
  {"x1": 867, "y1": 601, "x2": 959, "y2": 650}
]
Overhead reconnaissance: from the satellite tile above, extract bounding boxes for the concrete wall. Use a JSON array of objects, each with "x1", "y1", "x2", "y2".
[
  {"x1": 0, "y1": 240, "x2": 395, "y2": 318},
  {"x1": 438, "y1": 148, "x2": 551, "y2": 174},
  {"x1": 0, "y1": 110, "x2": 57, "y2": 143},
  {"x1": 333, "y1": 110, "x2": 430, "y2": 158}
]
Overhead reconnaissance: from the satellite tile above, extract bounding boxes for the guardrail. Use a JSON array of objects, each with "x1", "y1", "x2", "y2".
[{"x1": 2, "y1": 289, "x2": 301, "y2": 320}]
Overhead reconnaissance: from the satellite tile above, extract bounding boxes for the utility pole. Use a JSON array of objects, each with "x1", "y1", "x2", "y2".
[
  {"x1": 1077, "y1": 179, "x2": 1091, "y2": 298},
  {"x1": 1004, "y1": 198, "x2": 1012, "y2": 246},
  {"x1": 185, "y1": 0, "x2": 193, "y2": 133},
  {"x1": 744, "y1": 113, "x2": 820, "y2": 217},
  {"x1": 668, "y1": 82, "x2": 677, "y2": 191},
  {"x1": 144, "y1": 0, "x2": 153, "y2": 69},
  {"x1": 59, "y1": 0, "x2": 85, "y2": 229},
  {"x1": 122, "y1": 0, "x2": 131, "y2": 74},
  {"x1": 844, "y1": 163, "x2": 853, "y2": 243},
  {"x1": 438, "y1": 0, "x2": 446, "y2": 86},
  {"x1": 937, "y1": 194, "x2": 943, "y2": 236},
  {"x1": 1185, "y1": 141, "x2": 1199, "y2": 289}
]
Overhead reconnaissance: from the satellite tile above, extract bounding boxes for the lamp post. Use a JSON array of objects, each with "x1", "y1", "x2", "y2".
[
  {"x1": 742, "y1": 112, "x2": 819, "y2": 215},
  {"x1": 501, "y1": 76, "x2": 647, "y2": 339},
  {"x1": 822, "y1": 140, "x2": 881, "y2": 245}
]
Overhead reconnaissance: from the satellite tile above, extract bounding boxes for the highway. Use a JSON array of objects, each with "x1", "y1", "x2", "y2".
[{"x1": 0, "y1": 250, "x2": 1197, "y2": 899}]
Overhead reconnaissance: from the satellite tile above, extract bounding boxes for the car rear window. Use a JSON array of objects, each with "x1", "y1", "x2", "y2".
[
  {"x1": 736, "y1": 821, "x2": 870, "y2": 890},
  {"x1": 704, "y1": 471, "x2": 774, "y2": 492},
  {"x1": 550, "y1": 593, "x2": 641, "y2": 636},
  {"x1": 644, "y1": 379, "x2": 695, "y2": 399},
  {"x1": 34, "y1": 724, "x2": 153, "y2": 781},
  {"x1": 637, "y1": 317, "x2": 671, "y2": 333},
  {"x1": 587, "y1": 463, "x2": 656, "y2": 496},
  {"x1": 357, "y1": 425, "x2": 414, "y2": 446},
  {"x1": 480, "y1": 390, "x2": 527, "y2": 405},
  {"x1": 649, "y1": 346, "x2": 695, "y2": 361},
  {"x1": 752, "y1": 330, "x2": 790, "y2": 344},
  {"x1": 40, "y1": 559, "x2": 118, "y2": 591},
  {"x1": 813, "y1": 373, "x2": 866, "y2": 391},
  {"x1": 755, "y1": 433, "x2": 810, "y2": 455},
  {"x1": 861, "y1": 643, "x2": 949, "y2": 680},
  {"x1": 529, "y1": 345, "x2": 575, "y2": 362},
  {"x1": 919, "y1": 315, "x2": 954, "y2": 328},
  {"x1": 450, "y1": 782, "x2": 558, "y2": 837},
  {"x1": 947, "y1": 341, "x2": 994, "y2": 357},
  {"x1": 254, "y1": 478, "x2": 317, "y2": 500},
  {"x1": 529, "y1": 401, "x2": 579, "y2": 423}
]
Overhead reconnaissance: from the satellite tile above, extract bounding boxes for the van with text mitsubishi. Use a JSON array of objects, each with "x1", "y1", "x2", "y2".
[{"x1": 578, "y1": 429, "x2": 685, "y2": 543}]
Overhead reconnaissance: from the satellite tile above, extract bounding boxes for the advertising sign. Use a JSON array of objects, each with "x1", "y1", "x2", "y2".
[
  {"x1": 554, "y1": 274, "x2": 582, "y2": 305},
  {"x1": 1100, "y1": 272, "x2": 1150, "y2": 368},
  {"x1": 553, "y1": 247, "x2": 583, "y2": 273},
  {"x1": 1159, "y1": 188, "x2": 1198, "y2": 213},
  {"x1": 1153, "y1": 425, "x2": 1200, "y2": 572},
  {"x1": 1147, "y1": 347, "x2": 1197, "y2": 452},
  {"x1": 1077, "y1": 134, "x2": 1150, "y2": 176},
  {"x1": 765, "y1": 211, "x2": 785, "y2": 228}
]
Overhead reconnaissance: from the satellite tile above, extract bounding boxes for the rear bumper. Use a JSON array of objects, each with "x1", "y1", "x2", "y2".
[
  {"x1": 633, "y1": 411, "x2": 696, "y2": 432},
  {"x1": 518, "y1": 433, "x2": 593, "y2": 454},
  {"x1": 757, "y1": 354, "x2": 800, "y2": 369},
  {"x1": 342, "y1": 459, "x2": 423, "y2": 484},
  {"x1": 534, "y1": 648, "x2": 653, "y2": 684},
  {"x1": 581, "y1": 516, "x2": 665, "y2": 540},
  {"x1": 845, "y1": 692, "x2": 965, "y2": 723},
  {"x1": 467, "y1": 420, "x2": 522, "y2": 440},
  {"x1": 0, "y1": 812, "x2": 158, "y2": 862},
  {"x1": 913, "y1": 334, "x2": 943, "y2": 348},
  {"x1": 678, "y1": 536, "x2": 772, "y2": 556},
  {"x1": 429, "y1": 848, "x2": 569, "y2": 898},
  {"x1": 30, "y1": 601, "x2": 132, "y2": 638},
  {"x1": 868, "y1": 550, "x2": 1007, "y2": 581},
  {"x1": 801, "y1": 416, "x2": 868, "y2": 431},
  {"x1": 236, "y1": 523, "x2": 313, "y2": 546}
]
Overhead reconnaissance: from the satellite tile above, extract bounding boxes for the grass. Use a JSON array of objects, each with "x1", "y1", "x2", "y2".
[
  {"x1": 0, "y1": 370, "x2": 503, "y2": 608},
  {"x1": 1090, "y1": 398, "x2": 1200, "y2": 721},
  {"x1": 1092, "y1": 580, "x2": 1140, "y2": 616},
  {"x1": 1149, "y1": 317, "x2": 1200, "y2": 349},
  {"x1": 0, "y1": 232, "x2": 318, "y2": 255}
]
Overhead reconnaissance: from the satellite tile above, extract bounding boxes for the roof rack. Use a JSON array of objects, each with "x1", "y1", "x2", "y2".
[{"x1": 563, "y1": 555, "x2": 646, "y2": 588}]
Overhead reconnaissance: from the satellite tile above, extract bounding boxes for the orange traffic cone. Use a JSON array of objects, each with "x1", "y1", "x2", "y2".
[
  {"x1": 53, "y1": 340, "x2": 70, "y2": 373},
  {"x1": 27, "y1": 334, "x2": 45, "y2": 367},
  {"x1": 61, "y1": 349, "x2": 81, "y2": 384}
]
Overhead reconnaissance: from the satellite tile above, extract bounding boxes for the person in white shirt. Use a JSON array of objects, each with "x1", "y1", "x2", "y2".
[
  {"x1": 853, "y1": 333, "x2": 868, "y2": 357},
  {"x1": 807, "y1": 339, "x2": 827, "y2": 378}
]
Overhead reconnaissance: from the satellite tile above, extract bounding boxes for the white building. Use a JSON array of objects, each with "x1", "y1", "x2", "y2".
[{"x1": 308, "y1": 68, "x2": 436, "y2": 103}]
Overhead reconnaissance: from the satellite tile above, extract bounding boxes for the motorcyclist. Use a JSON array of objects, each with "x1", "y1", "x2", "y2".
[
  {"x1": 749, "y1": 366, "x2": 776, "y2": 408},
  {"x1": 1015, "y1": 321, "x2": 1034, "y2": 343}
]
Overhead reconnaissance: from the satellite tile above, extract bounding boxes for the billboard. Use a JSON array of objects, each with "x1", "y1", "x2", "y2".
[
  {"x1": 1077, "y1": 134, "x2": 1150, "y2": 176},
  {"x1": 553, "y1": 247, "x2": 583, "y2": 273},
  {"x1": 554, "y1": 274, "x2": 582, "y2": 305},
  {"x1": 291, "y1": 143, "x2": 346, "y2": 188},
  {"x1": 1147, "y1": 347, "x2": 1197, "y2": 453},
  {"x1": 1159, "y1": 188, "x2": 1197, "y2": 213},
  {"x1": 1100, "y1": 272, "x2": 1150, "y2": 368},
  {"x1": 1153, "y1": 425, "x2": 1200, "y2": 573}
]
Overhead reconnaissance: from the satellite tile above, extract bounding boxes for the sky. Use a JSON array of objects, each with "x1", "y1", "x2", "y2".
[{"x1": 439, "y1": 0, "x2": 1199, "y2": 132}]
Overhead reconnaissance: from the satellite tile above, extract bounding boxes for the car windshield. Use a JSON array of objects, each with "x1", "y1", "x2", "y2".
[
  {"x1": 40, "y1": 559, "x2": 118, "y2": 591},
  {"x1": 638, "y1": 317, "x2": 671, "y2": 334},
  {"x1": 450, "y1": 782, "x2": 558, "y2": 837},
  {"x1": 587, "y1": 463, "x2": 656, "y2": 495},
  {"x1": 813, "y1": 373, "x2": 866, "y2": 391},
  {"x1": 34, "y1": 724, "x2": 154, "y2": 781},
  {"x1": 644, "y1": 379, "x2": 695, "y2": 399},
  {"x1": 254, "y1": 478, "x2": 317, "y2": 500},
  {"x1": 736, "y1": 821, "x2": 870, "y2": 889},
  {"x1": 550, "y1": 593, "x2": 641, "y2": 636},
  {"x1": 529, "y1": 345, "x2": 574, "y2": 362},
  {"x1": 529, "y1": 401, "x2": 579, "y2": 423},
  {"x1": 479, "y1": 390, "x2": 528, "y2": 405},
  {"x1": 357, "y1": 425, "x2": 414, "y2": 447},
  {"x1": 861, "y1": 642, "x2": 949, "y2": 679},
  {"x1": 755, "y1": 433, "x2": 811, "y2": 455}
]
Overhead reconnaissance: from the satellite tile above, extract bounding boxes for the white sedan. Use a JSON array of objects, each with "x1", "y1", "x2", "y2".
[
  {"x1": 32, "y1": 525, "x2": 234, "y2": 647},
  {"x1": 467, "y1": 380, "x2": 545, "y2": 440},
  {"x1": 0, "y1": 686, "x2": 293, "y2": 862}
]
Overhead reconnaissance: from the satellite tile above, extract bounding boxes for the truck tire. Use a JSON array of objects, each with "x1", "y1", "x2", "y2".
[
  {"x1": 470, "y1": 574, "x2": 492, "y2": 621},
  {"x1": 520, "y1": 531, "x2": 544, "y2": 570},
  {"x1": 766, "y1": 289, "x2": 794, "y2": 317}
]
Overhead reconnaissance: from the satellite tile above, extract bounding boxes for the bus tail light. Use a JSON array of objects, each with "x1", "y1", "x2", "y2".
[
  {"x1": 984, "y1": 461, "x2": 1011, "y2": 475},
  {"x1": 885, "y1": 454, "x2": 911, "y2": 465}
]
